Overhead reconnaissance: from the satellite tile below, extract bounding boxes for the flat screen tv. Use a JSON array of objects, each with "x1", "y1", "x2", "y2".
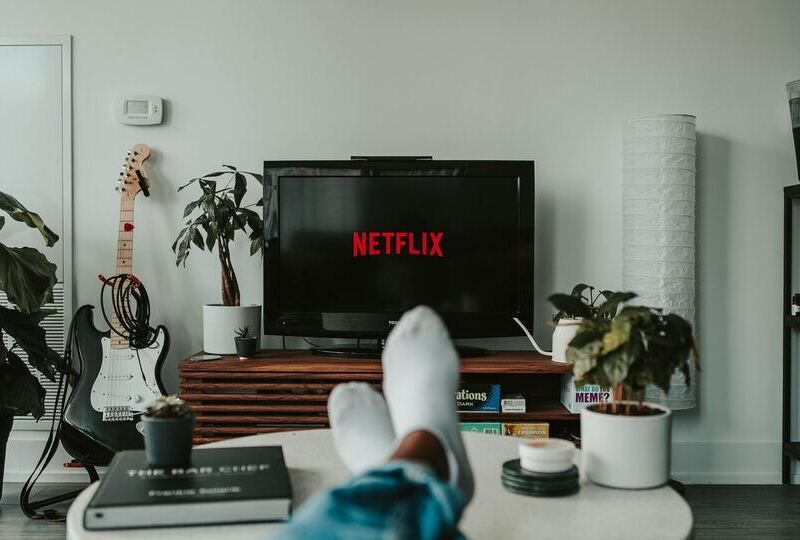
[{"x1": 263, "y1": 158, "x2": 534, "y2": 356}]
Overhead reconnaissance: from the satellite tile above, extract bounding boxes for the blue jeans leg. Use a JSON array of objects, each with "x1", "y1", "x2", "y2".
[{"x1": 273, "y1": 460, "x2": 466, "y2": 540}]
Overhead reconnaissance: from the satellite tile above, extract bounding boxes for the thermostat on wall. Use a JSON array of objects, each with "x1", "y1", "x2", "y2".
[{"x1": 116, "y1": 95, "x2": 163, "y2": 125}]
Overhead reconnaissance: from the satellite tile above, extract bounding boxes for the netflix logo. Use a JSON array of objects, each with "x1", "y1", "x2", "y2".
[{"x1": 353, "y1": 231, "x2": 444, "y2": 257}]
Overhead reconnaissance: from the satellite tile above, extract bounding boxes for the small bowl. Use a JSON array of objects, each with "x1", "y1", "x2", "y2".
[{"x1": 518, "y1": 438, "x2": 576, "y2": 473}]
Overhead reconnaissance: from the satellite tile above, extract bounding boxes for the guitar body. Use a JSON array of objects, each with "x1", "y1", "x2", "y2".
[{"x1": 62, "y1": 305, "x2": 169, "y2": 466}]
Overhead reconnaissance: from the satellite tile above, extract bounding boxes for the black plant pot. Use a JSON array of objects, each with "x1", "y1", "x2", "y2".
[
  {"x1": 0, "y1": 415, "x2": 13, "y2": 502},
  {"x1": 235, "y1": 336, "x2": 258, "y2": 359},
  {"x1": 142, "y1": 414, "x2": 195, "y2": 467}
]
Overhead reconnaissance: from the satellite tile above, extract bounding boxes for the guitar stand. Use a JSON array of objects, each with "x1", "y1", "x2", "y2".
[{"x1": 21, "y1": 463, "x2": 98, "y2": 521}]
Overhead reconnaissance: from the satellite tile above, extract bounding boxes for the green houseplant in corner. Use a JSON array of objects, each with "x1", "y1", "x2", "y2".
[
  {"x1": 0, "y1": 191, "x2": 65, "y2": 500},
  {"x1": 567, "y1": 296, "x2": 697, "y2": 489},
  {"x1": 173, "y1": 165, "x2": 266, "y2": 354},
  {"x1": 547, "y1": 284, "x2": 635, "y2": 363}
]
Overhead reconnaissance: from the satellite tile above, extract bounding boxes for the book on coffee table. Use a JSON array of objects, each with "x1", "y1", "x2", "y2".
[{"x1": 85, "y1": 446, "x2": 292, "y2": 530}]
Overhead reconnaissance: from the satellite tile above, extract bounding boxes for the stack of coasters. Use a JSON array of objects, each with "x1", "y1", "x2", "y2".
[{"x1": 501, "y1": 460, "x2": 580, "y2": 497}]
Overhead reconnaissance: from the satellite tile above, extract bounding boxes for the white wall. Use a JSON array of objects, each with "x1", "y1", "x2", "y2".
[{"x1": 3, "y1": 0, "x2": 800, "y2": 483}]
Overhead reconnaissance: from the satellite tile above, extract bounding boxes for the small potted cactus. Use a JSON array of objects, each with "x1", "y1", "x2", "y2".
[
  {"x1": 234, "y1": 325, "x2": 258, "y2": 359},
  {"x1": 142, "y1": 395, "x2": 194, "y2": 467}
]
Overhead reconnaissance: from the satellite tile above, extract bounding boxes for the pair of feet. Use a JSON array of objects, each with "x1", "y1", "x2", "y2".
[{"x1": 327, "y1": 306, "x2": 474, "y2": 503}]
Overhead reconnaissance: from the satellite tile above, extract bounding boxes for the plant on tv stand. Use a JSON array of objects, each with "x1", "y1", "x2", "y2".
[
  {"x1": 172, "y1": 165, "x2": 265, "y2": 306},
  {"x1": 548, "y1": 283, "x2": 636, "y2": 322}
]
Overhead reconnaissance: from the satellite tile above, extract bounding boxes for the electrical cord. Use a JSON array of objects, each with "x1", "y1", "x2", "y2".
[
  {"x1": 302, "y1": 336, "x2": 322, "y2": 348},
  {"x1": 98, "y1": 273, "x2": 158, "y2": 349}
]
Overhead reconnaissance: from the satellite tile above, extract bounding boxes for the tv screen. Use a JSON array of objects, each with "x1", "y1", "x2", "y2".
[{"x1": 263, "y1": 160, "x2": 533, "y2": 340}]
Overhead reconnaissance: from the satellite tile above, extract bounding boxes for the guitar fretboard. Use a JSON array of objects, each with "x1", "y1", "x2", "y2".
[{"x1": 110, "y1": 197, "x2": 135, "y2": 349}]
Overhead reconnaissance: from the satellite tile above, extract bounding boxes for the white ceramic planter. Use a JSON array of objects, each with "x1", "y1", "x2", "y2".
[
  {"x1": 202, "y1": 304, "x2": 261, "y2": 354},
  {"x1": 551, "y1": 318, "x2": 582, "y2": 363},
  {"x1": 581, "y1": 401, "x2": 671, "y2": 489}
]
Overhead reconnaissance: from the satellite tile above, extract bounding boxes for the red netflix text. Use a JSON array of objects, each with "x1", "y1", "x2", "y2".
[{"x1": 353, "y1": 231, "x2": 444, "y2": 257}]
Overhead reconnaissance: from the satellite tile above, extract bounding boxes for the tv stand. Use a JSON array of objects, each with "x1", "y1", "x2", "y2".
[
  {"x1": 312, "y1": 344, "x2": 488, "y2": 359},
  {"x1": 178, "y1": 350, "x2": 576, "y2": 445}
]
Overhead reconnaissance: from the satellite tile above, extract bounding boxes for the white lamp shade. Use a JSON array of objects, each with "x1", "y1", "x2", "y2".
[{"x1": 623, "y1": 114, "x2": 697, "y2": 410}]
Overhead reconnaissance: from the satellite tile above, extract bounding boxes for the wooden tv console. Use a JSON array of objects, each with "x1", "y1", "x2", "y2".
[{"x1": 178, "y1": 350, "x2": 577, "y2": 445}]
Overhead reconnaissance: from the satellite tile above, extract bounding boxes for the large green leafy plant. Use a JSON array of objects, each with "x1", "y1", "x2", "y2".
[
  {"x1": 566, "y1": 295, "x2": 697, "y2": 414},
  {"x1": 548, "y1": 283, "x2": 636, "y2": 322},
  {"x1": 0, "y1": 191, "x2": 65, "y2": 419},
  {"x1": 172, "y1": 165, "x2": 265, "y2": 306}
]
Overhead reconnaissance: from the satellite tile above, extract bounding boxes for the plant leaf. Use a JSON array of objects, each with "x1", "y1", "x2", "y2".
[
  {"x1": 597, "y1": 291, "x2": 637, "y2": 319},
  {"x1": 548, "y1": 293, "x2": 592, "y2": 319},
  {"x1": 0, "y1": 350, "x2": 46, "y2": 419},
  {"x1": 0, "y1": 191, "x2": 59, "y2": 247},
  {"x1": 202, "y1": 171, "x2": 227, "y2": 178},
  {"x1": 191, "y1": 228, "x2": 205, "y2": 250},
  {"x1": 0, "y1": 244, "x2": 58, "y2": 313},
  {"x1": 570, "y1": 283, "x2": 590, "y2": 297},
  {"x1": 177, "y1": 178, "x2": 201, "y2": 191},
  {"x1": 183, "y1": 200, "x2": 200, "y2": 218},
  {"x1": 0, "y1": 305, "x2": 62, "y2": 380},
  {"x1": 233, "y1": 173, "x2": 246, "y2": 208},
  {"x1": 203, "y1": 223, "x2": 217, "y2": 252},
  {"x1": 246, "y1": 172, "x2": 263, "y2": 184},
  {"x1": 250, "y1": 235, "x2": 261, "y2": 255},
  {"x1": 601, "y1": 318, "x2": 632, "y2": 355}
]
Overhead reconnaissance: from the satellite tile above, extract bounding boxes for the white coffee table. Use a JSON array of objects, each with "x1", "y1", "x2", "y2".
[{"x1": 67, "y1": 430, "x2": 692, "y2": 539}]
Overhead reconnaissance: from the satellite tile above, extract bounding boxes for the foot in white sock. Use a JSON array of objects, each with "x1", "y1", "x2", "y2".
[
  {"x1": 328, "y1": 382, "x2": 396, "y2": 475},
  {"x1": 382, "y1": 305, "x2": 474, "y2": 503}
]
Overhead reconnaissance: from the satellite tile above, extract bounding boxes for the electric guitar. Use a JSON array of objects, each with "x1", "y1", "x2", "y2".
[{"x1": 61, "y1": 144, "x2": 169, "y2": 465}]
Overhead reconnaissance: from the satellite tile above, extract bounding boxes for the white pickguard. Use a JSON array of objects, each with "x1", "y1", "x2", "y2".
[{"x1": 90, "y1": 329, "x2": 166, "y2": 421}]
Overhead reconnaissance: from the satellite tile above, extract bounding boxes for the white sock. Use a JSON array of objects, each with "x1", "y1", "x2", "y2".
[
  {"x1": 382, "y1": 305, "x2": 474, "y2": 503},
  {"x1": 328, "y1": 382, "x2": 396, "y2": 475}
]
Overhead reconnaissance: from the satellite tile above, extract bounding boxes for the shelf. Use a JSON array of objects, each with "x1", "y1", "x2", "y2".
[
  {"x1": 785, "y1": 442, "x2": 800, "y2": 460},
  {"x1": 785, "y1": 184, "x2": 800, "y2": 199},
  {"x1": 180, "y1": 350, "x2": 577, "y2": 445},
  {"x1": 460, "y1": 402, "x2": 577, "y2": 422},
  {"x1": 180, "y1": 350, "x2": 572, "y2": 375},
  {"x1": 784, "y1": 316, "x2": 800, "y2": 328}
]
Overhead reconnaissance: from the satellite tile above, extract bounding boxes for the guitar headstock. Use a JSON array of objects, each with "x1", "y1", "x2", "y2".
[{"x1": 117, "y1": 144, "x2": 151, "y2": 199}]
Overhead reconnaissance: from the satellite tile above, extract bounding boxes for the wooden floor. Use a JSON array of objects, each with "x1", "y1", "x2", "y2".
[{"x1": 1, "y1": 484, "x2": 799, "y2": 538}]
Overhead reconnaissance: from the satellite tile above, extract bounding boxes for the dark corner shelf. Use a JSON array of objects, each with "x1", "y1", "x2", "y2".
[
  {"x1": 784, "y1": 442, "x2": 800, "y2": 460},
  {"x1": 783, "y1": 184, "x2": 800, "y2": 484},
  {"x1": 785, "y1": 184, "x2": 800, "y2": 199}
]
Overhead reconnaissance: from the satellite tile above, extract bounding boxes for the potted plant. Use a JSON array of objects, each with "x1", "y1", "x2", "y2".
[
  {"x1": 173, "y1": 165, "x2": 265, "y2": 354},
  {"x1": 547, "y1": 284, "x2": 635, "y2": 363},
  {"x1": 0, "y1": 191, "x2": 66, "y2": 500},
  {"x1": 234, "y1": 326, "x2": 258, "y2": 359},
  {"x1": 567, "y1": 297, "x2": 697, "y2": 489},
  {"x1": 142, "y1": 395, "x2": 195, "y2": 467}
]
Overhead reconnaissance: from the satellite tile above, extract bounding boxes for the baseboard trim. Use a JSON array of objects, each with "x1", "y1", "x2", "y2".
[
  {"x1": 4, "y1": 430, "x2": 96, "y2": 484},
  {"x1": 671, "y1": 440, "x2": 796, "y2": 484}
]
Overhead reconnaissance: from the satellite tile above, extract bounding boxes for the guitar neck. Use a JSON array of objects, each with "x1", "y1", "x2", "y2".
[{"x1": 111, "y1": 197, "x2": 135, "y2": 348}]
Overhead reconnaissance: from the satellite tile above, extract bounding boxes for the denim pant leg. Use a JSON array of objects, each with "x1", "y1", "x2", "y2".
[{"x1": 273, "y1": 460, "x2": 466, "y2": 540}]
